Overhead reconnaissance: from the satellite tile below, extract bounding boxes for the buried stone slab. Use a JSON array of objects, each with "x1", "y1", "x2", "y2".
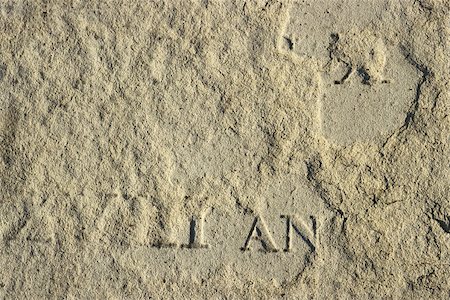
[
  {"x1": 280, "y1": 0, "x2": 424, "y2": 145},
  {"x1": 319, "y1": 45, "x2": 423, "y2": 145},
  {"x1": 280, "y1": 0, "x2": 385, "y2": 60}
]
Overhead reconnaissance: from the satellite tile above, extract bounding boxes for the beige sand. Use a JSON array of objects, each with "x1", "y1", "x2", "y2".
[{"x1": 0, "y1": 0, "x2": 449, "y2": 298}]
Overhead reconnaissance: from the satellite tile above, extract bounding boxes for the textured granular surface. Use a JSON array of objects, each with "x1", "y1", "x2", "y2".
[{"x1": 0, "y1": 0, "x2": 449, "y2": 299}]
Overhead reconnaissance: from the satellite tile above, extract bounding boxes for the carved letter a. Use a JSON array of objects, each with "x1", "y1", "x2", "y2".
[{"x1": 241, "y1": 215, "x2": 279, "y2": 252}]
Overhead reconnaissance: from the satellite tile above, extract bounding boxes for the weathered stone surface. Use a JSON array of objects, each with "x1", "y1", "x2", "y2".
[{"x1": 0, "y1": 0, "x2": 448, "y2": 298}]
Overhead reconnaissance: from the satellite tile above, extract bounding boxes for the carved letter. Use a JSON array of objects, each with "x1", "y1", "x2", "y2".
[
  {"x1": 241, "y1": 215, "x2": 279, "y2": 252},
  {"x1": 280, "y1": 215, "x2": 315, "y2": 252},
  {"x1": 181, "y1": 209, "x2": 210, "y2": 249}
]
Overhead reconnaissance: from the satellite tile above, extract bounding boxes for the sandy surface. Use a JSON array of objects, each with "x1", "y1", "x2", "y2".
[{"x1": 0, "y1": 0, "x2": 449, "y2": 298}]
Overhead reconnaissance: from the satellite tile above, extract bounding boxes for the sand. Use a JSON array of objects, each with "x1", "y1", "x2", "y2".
[{"x1": 0, "y1": 0, "x2": 449, "y2": 298}]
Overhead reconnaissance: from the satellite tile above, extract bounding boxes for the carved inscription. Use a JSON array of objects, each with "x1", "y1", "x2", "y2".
[
  {"x1": 240, "y1": 214, "x2": 317, "y2": 253},
  {"x1": 150, "y1": 209, "x2": 317, "y2": 253}
]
